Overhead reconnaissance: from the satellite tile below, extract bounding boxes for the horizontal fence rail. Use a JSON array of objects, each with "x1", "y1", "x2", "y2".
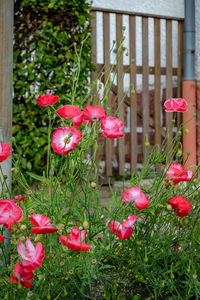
[{"x1": 91, "y1": 8, "x2": 184, "y2": 177}]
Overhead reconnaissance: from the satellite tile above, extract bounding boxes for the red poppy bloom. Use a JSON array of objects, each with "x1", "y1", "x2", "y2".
[
  {"x1": 14, "y1": 195, "x2": 25, "y2": 204},
  {"x1": 56, "y1": 105, "x2": 83, "y2": 127},
  {"x1": 122, "y1": 187, "x2": 150, "y2": 209},
  {"x1": 0, "y1": 235, "x2": 5, "y2": 242},
  {"x1": 52, "y1": 126, "x2": 82, "y2": 155},
  {"x1": 9, "y1": 263, "x2": 34, "y2": 288},
  {"x1": 164, "y1": 98, "x2": 188, "y2": 112},
  {"x1": 164, "y1": 163, "x2": 192, "y2": 186},
  {"x1": 169, "y1": 196, "x2": 192, "y2": 218},
  {"x1": 83, "y1": 106, "x2": 106, "y2": 122},
  {"x1": 17, "y1": 237, "x2": 45, "y2": 272},
  {"x1": 60, "y1": 226, "x2": 91, "y2": 251},
  {"x1": 109, "y1": 214, "x2": 138, "y2": 241},
  {"x1": 101, "y1": 116, "x2": 125, "y2": 139},
  {"x1": 28, "y1": 214, "x2": 58, "y2": 234},
  {"x1": 36, "y1": 93, "x2": 59, "y2": 107},
  {"x1": 0, "y1": 199, "x2": 23, "y2": 231},
  {"x1": 0, "y1": 142, "x2": 11, "y2": 162}
]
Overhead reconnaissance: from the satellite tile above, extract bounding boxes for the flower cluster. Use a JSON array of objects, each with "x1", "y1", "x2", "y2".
[
  {"x1": 36, "y1": 94, "x2": 125, "y2": 155},
  {"x1": 0, "y1": 94, "x2": 194, "y2": 291}
]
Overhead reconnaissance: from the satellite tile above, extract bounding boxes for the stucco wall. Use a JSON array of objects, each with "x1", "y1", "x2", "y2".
[{"x1": 92, "y1": 0, "x2": 184, "y2": 18}]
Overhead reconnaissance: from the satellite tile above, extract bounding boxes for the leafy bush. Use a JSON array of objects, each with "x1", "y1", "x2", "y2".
[{"x1": 13, "y1": 0, "x2": 93, "y2": 175}]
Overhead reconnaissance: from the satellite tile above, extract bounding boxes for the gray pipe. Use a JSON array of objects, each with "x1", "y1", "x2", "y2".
[{"x1": 183, "y1": 0, "x2": 195, "y2": 80}]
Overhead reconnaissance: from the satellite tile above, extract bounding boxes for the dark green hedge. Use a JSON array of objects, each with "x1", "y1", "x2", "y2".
[{"x1": 13, "y1": 0, "x2": 93, "y2": 174}]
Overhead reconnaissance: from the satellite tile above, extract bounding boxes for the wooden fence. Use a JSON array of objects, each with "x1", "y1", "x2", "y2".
[{"x1": 91, "y1": 7, "x2": 184, "y2": 177}]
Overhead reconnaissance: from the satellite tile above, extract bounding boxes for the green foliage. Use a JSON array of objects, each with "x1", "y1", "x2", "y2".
[{"x1": 13, "y1": 0, "x2": 93, "y2": 175}]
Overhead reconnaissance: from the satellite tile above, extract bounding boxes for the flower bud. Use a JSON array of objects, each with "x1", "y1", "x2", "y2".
[
  {"x1": 166, "y1": 204, "x2": 172, "y2": 210},
  {"x1": 29, "y1": 209, "x2": 34, "y2": 214},
  {"x1": 184, "y1": 128, "x2": 189, "y2": 135},
  {"x1": 20, "y1": 225, "x2": 27, "y2": 231},
  {"x1": 83, "y1": 221, "x2": 89, "y2": 229},
  {"x1": 91, "y1": 182, "x2": 97, "y2": 189}
]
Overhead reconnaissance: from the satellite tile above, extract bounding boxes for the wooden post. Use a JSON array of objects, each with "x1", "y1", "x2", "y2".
[{"x1": 0, "y1": 0, "x2": 13, "y2": 251}]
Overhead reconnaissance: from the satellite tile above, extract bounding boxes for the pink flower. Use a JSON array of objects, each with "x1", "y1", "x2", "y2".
[
  {"x1": 0, "y1": 142, "x2": 11, "y2": 162},
  {"x1": 83, "y1": 106, "x2": 106, "y2": 122},
  {"x1": 17, "y1": 237, "x2": 45, "y2": 272},
  {"x1": 0, "y1": 235, "x2": 5, "y2": 242},
  {"x1": 101, "y1": 116, "x2": 125, "y2": 139},
  {"x1": 109, "y1": 214, "x2": 138, "y2": 241},
  {"x1": 60, "y1": 227, "x2": 91, "y2": 251},
  {"x1": 28, "y1": 214, "x2": 58, "y2": 234},
  {"x1": 9, "y1": 263, "x2": 34, "y2": 288},
  {"x1": 122, "y1": 187, "x2": 150, "y2": 209},
  {"x1": 36, "y1": 93, "x2": 59, "y2": 107},
  {"x1": 52, "y1": 126, "x2": 82, "y2": 155},
  {"x1": 14, "y1": 195, "x2": 25, "y2": 204},
  {"x1": 164, "y1": 98, "x2": 188, "y2": 112},
  {"x1": 169, "y1": 196, "x2": 192, "y2": 218},
  {"x1": 0, "y1": 199, "x2": 23, "y2": 231},
  {"x1": 164, "y1": 163, "x2": 192, "y2": 186},
  {"x1": 56, "y1": 105, "x2": 83, "y2": 127}
]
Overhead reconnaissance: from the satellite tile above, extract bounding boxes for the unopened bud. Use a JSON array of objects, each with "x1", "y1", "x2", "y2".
[
  {"x1": 83, "y1": 221, "x2": 89, "y2": 229},
  {"x1": 184, "y1": 128, "x2": 189, "y2": 135},
  {"x1": 91, "y1": 182, "x2": 97, "y2": 189},
  {"x1": 166, "y1": 204, "x2": 172, "y2": 210}
]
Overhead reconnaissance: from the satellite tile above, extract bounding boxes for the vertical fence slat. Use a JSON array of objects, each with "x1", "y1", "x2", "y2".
[
  {"x1": 177, "y1": 21, "x2": 184, "y2": 128},
  {"x1": 103, "y1": 12, "x2": 113, "y2": 176},
  {"x1": 154, "y1": 18, "x2": 161, "y2": 147},
  {"x1": 129, "y1": 15, "x2": 137, "y2": 172},
  {"x1": 166, "y1": 20, "x2": 173, "y2": 137},
  {"x1": 91, "y1": 11, "x2": 98, "y2": 99},
  {"x1": 116, "y1": 13, "x2": 125, "y2": 175},
  {"x1": 142, "y1": 17, "x2": 149, "y2": 160}
]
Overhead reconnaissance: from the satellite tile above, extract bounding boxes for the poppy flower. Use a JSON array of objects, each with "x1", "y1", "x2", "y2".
[
  {"x1": 14, "y1": 195, "x2": 25, "y2": 203},
  {"x1": 0, "y1": 199, "x2": 23, "y2": 231},
  {"x1": 122, "y1": 187, "x2": 150, "y2": 209},
  {"x1": 109, "y1": 214, "x2": 138, "y2": 241},
  {"x1": 0, "y1": 235, "x2": 5, "y2": 242},
  {"x1": 28, "y1": 214, "x2": 58, "y2": 234},
  {"x1": 17, "y1": 237, "x2": 45, "y2": 272},
  {"x1": 164, "y1": 163, "x2": 192, "y2": 186},
  {"x1": 0, "y1": 142, "x2": 11, "y2": 162},
  {"x1": 56, "y1": 105, "x2": 83, "y2": 127},
  {"x1": 9, "y1": 263, "x2": 34, "y2": 288},
  {"x1": 52, "y1": 126, "x2": 82, "y2": 155},
  {"x1": 101, "y1": 116, "x2": 125, "y2": 139},
  {"x1": 164, "y1": 98, "x2": 188, "y2": 112},
  {"x1": 82, "y1": 106, "x2": 106, "y2": 122},
  {"x1": 169, "y1": 196, "x2": 192, "y2": 218},
  {"x1": 60, "y1": 227, "x2": 91, "y2": 251},
  {"x1": 36, "y1": 93, "x2": 59, "y2": 107}
]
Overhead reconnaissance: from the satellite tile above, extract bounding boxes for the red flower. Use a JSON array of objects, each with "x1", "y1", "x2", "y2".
[
  {"x1": 14, "y1": 195, "x2": 25, "y2": 203},
  {"x1": 109, "y1": 214, "x2": 138, "y2": 241},
  {"x1": 52, "y1": 126, "x2": 82, "y2": 155},
  {"x1": 0, "y1": 142, "x2": 11, "y2": 162},
  {"x1": 169, "y1": 196, "x2": 192, "y2": 218},
  {"x1": 83, "y1": 106, "x2": 106, "y2": 122},
  {"x1": 9, "y1": 263, "x2": 34, "y2": 288},
  {"x1": 164, "y1": 98, "x2": 188, "y2": 112},
  {"x1": 122, "y1": 187, "x2": 150, "y2": 209},
  {"x1": 164, "y1": 163, "x2": 192, "y2": 186},
  {"x1": 0, "y1": 235, "x2": 5, "y2": 242},
  {"x1": 36, "y1": 93, "x2": 59, "y2": 107},
  {"x1": 101, "y1": 116, "x2": 125, "y2": 139},
  {"x1": 28, "y1": 214, "x2": 58, "y2": 234},
  {"x1": 60, "y1": 226, "x2": 91, "y2": 251},
  {"x1": 0, "y1": 199, "x2": 23, "y2": 231},
  {"x1": 17, "y1": 237, "x2": 45, "y2": 272},
  {"x1": 56, "y1": 105, "x2": 83, "y2": 127}
]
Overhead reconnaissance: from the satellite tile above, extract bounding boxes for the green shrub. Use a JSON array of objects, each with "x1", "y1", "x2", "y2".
[{"x1": 13, "y1": 0, "x2": 93, "y2": 175}]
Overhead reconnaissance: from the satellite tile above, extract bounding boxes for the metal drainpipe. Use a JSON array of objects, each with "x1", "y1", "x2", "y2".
[{"x1": 182, "y1": 0, "x2": 196, "y2": 167}]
